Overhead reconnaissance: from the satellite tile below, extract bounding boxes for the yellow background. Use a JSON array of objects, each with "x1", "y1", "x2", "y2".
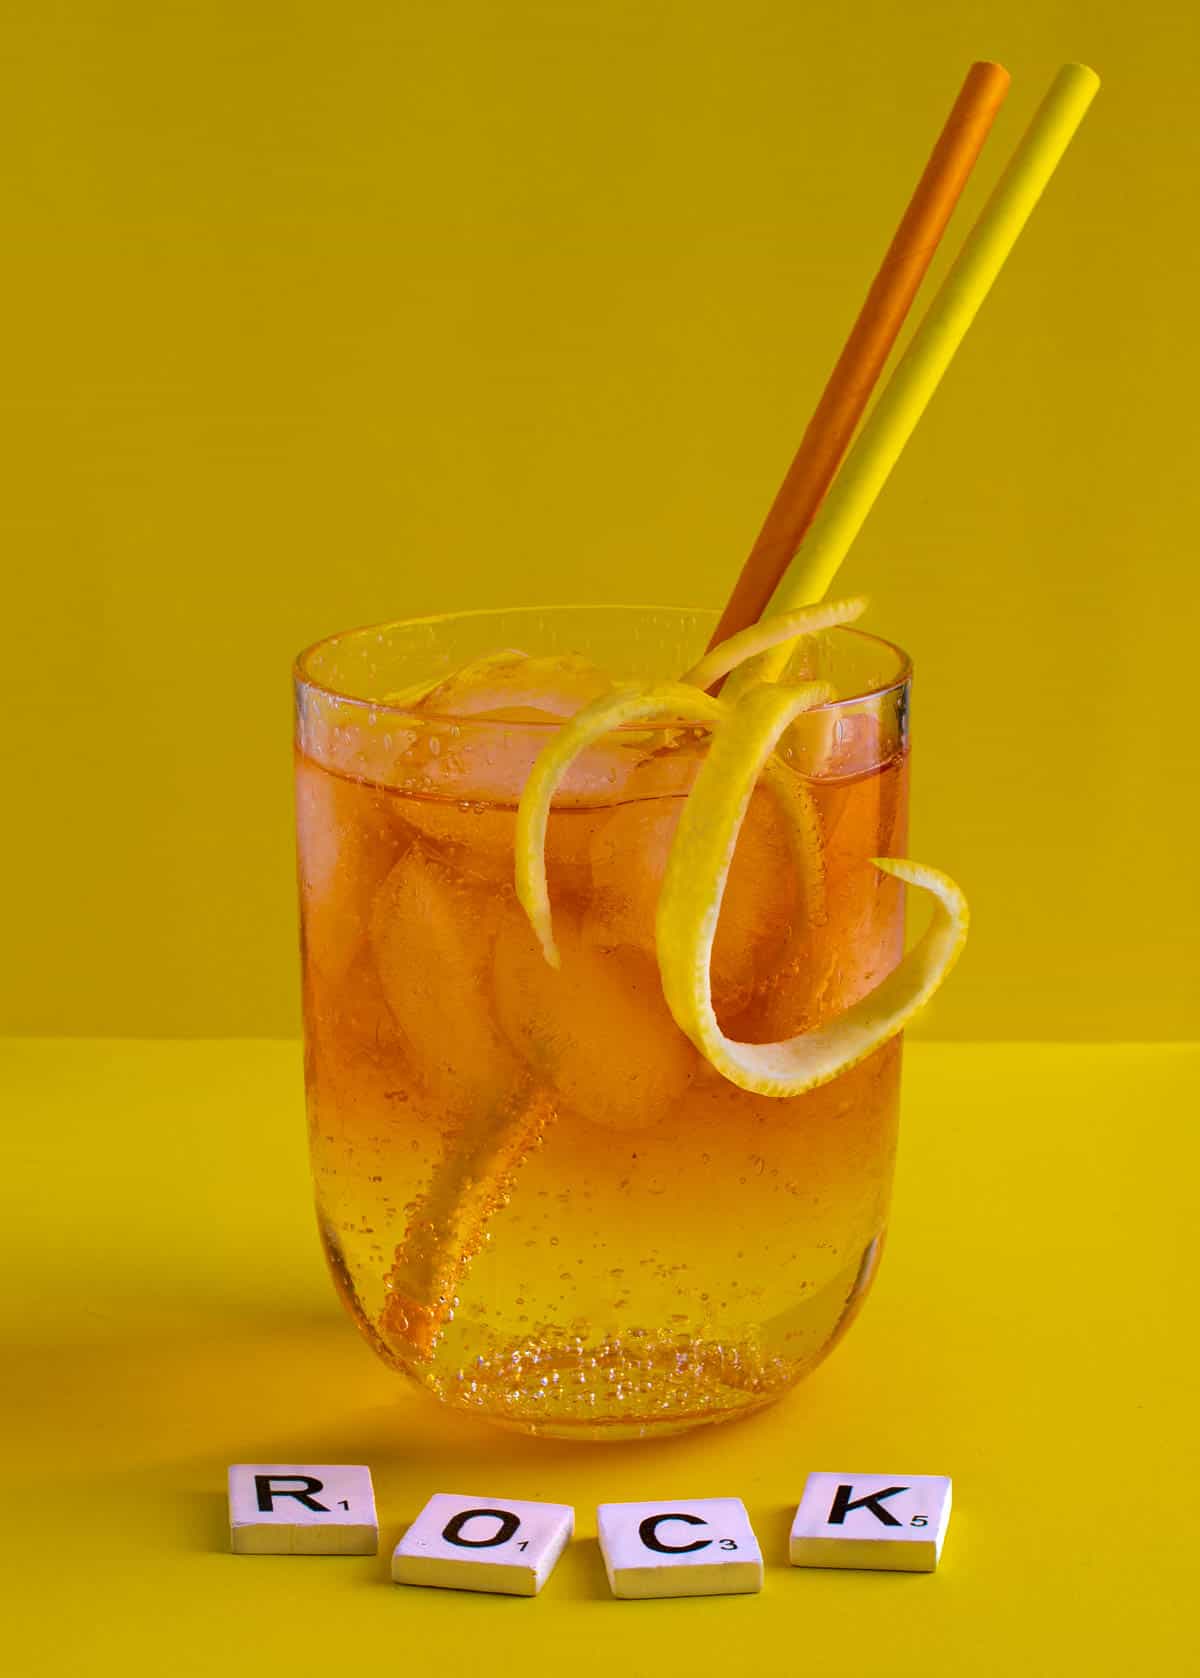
[
  {"x1": 4, "y1": 1038, "x2": 1194, "y2": 1674},
  {"x1": 2, "y1": 0, "x2": 1197, "y2": 1041}
]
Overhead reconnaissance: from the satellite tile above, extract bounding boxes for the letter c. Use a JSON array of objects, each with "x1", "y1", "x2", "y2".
[{"x1": 638, "y1": 1512, "x2": 712, "y2": 1554}]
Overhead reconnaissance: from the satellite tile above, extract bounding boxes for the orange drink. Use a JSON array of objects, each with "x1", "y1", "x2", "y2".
[{"x1": 295, "y1": 606, "x2": 913, "y2": 1439}]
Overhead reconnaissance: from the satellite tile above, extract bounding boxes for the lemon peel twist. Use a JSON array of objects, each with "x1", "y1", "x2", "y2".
[
  {"x1": 516, "y1": 680, "x2": 727, "y2": 968},
  {"x1": 515, "y1": 601, "x2": 969, "y2": 1096},
  {"x1": 655, "y1": 680, "x2": 969, "y2": 1095},
  {"x1": 680, "y1": 595, "x2": 868, "y2": 691}
]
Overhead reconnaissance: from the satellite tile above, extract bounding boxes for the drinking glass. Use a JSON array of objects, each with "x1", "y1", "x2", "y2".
[{"x1": 295, "y1": 606, "x2": 910, "y2": 1439}]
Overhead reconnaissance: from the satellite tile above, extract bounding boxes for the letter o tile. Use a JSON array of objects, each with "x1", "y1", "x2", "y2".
[{"x1": 391, "y1": 1493, "x2": 574, "y2": 1596}]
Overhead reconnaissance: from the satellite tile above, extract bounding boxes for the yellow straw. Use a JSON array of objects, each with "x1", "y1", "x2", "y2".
[{"x1": 734, "y1": 62, "x2": 1099, "y2": 688}]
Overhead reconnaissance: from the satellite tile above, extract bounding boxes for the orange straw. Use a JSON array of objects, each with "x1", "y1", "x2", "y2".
[{"x1": 708, "y1": 60, "x2": 1011, "y2": 653}]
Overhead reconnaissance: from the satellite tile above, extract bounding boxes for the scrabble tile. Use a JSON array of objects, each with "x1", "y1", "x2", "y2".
[
  {"x1": 391, "y1": 1493, "x2": 574, "y2": 1596},
  {"x1": 228, "y1": 1464, "x2": 378, "y2": 1555},
  {"x1": 597, "y1": 1498, "x2": 763, "y2": 1599},
  {"x1": 789, "y1": 1472, "x2": 952, "y2": 1572}
]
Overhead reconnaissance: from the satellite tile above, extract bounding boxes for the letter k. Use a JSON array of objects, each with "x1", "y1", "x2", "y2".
[{"x1": 826, "y1": 1483, "x2": 909, "y2": 1527}]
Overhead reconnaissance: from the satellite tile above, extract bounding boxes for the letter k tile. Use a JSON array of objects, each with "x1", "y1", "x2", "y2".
[{"x1": 789, "y1": 1472, "x2": 953, "y2": 1572}]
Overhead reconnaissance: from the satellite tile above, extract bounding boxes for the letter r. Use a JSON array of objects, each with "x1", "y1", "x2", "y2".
[{"x1": 255, "y1": 1475, "x2": 330, "y2": 1513}]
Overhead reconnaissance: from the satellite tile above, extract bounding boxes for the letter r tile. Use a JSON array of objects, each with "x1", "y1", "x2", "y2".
[
  {"x1": 391, "y1": 1493, "x2": 574, "y2": 1596},
  {"x1": 597, "y1": 1498, "x2": 763, "y2": 1599},
  {"x1": 227, "y1": 1464, "x2": 378, "y2": 1555},
  {"x1": 789, "y1": 1472, "x2": 953, "y2": 1572}
]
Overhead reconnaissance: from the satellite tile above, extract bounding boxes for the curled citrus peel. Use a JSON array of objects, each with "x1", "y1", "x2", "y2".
[
  {"x1": 516, "y1": 601, "x2": 969, "y2": 1098},
  {"x1": 680, "y1": 595, "x2": 868, "y2": 692},
  {"x1": 655, "y1": 680, "x2": 969, "y2": 1094},
  {"x1": 679, "y1": 599, "x2": 875, "y2": 927},
  {"x1": 516, "y1": 680, "x2": 726, "y2": 968}
]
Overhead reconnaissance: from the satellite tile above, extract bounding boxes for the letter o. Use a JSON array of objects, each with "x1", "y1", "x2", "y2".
[{"x1": 442, "y1": 1508, "x2": 521, "y2": 1549}]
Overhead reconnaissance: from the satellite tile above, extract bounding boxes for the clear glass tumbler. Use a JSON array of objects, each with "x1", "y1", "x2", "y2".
[{"x1": 295, "y1": 606, "x2": 910, "y2": 1439}]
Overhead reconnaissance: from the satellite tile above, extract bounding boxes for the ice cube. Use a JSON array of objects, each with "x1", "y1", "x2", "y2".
[
  {"x1": 370, "y1": 842, "x2": 523, "y2": 1113},
  {"x1": 418, "y1": 651, "x2": 614, "y2": 722},
  {"x1": 395, "y1": 654, "x2": 696, "y2": 893},
  {"x1": 492, "y1": 908, "x2": 696, "y2": 1132},
  {"x1": 295, "y1": 753, "x2": 410, "y2": 986},
  {"x1": 809, "y1": 707, "x2": 886, "y2": 782},
  {"x1": 392, "y1": 799, "x2": 524, "y2": 885},
  {"x1": 392, "y1": 651, "x2": 658, "y2": 866},
  {"x1": 583, "y1": 780, "x2": 798, "y2": 1021},
  {"x1": 304, "y1": 943, "x2": 402, "y2": 1065},
  {"x1": 370, "y1": 843, "x2": 557, "y2": 1358},
  {"x1": 739, "y1": 757, "x2": 908, "y2": 1037},
  {"x1": 394, "y1": 796, "x2": 611, "y2": 910}
]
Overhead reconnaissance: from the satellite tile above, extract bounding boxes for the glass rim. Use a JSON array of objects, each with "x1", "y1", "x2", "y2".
[{"x1": 293, "y1": 602, "x2": 912, "y2": 725}]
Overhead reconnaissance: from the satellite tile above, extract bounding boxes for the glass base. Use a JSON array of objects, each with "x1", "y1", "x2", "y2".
[{"x1": 393, "y1": 1233, "x2": 884, "y2": 1441}]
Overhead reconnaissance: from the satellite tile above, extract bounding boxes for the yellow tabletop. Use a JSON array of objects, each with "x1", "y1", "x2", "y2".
[{"x1": 3, "y1": 1039, "x2": 1194, "y2": 1675}]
